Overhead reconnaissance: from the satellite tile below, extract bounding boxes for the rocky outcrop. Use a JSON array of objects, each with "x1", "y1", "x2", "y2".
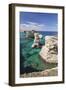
[
  {"x1": 39, "y1": 36, "x2": 58, "y2": 63},
  {"x1": 25, "y1": 31, "x2": 43, "y2": 39},
  {"x1": 25, "y1": 31, "x2": 34, "y2": 38},
  {"x1": 20, "y1": 67, "x2": 58, "y2": 77}
]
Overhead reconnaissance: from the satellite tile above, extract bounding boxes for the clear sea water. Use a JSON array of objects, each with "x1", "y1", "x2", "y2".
[{"x1": 20, "y1": 31, "x2": 57, "y2": 75}]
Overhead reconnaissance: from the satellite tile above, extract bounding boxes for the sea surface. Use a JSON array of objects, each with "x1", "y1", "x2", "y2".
[
  {"x1": 20, "y1": 31, "x2": 57, "y2": 76},
  {"x1": 38, "y1": 31, "x2": 57, "y2": 36}
]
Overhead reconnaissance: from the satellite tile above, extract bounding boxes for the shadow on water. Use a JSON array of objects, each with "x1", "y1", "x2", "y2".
[{"x1": 20, "y1": 66, "x2": 40, "y2": 74}]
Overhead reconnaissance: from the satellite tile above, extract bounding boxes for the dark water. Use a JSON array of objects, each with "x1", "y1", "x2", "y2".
[
  {"x1": 20, "y1": 31, "x2": 57, "y2": 75},
  {"x1": 38, "y1": 31, "x2": 57, "y2": 36}
]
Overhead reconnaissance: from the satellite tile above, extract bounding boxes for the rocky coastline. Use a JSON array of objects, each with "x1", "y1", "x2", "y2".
[{"x1": 20, "y1": 34, "x2": 58, "y2": 77}]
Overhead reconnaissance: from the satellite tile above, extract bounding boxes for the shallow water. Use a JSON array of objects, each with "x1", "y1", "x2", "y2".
[{"x1": 20, "y1": 32, "x2": 57, "y2": 74}]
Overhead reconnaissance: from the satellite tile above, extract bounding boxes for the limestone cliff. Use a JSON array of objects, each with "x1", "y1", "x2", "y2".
[{"x1": 39, "y1": 36, "x2": 58, "y2": 63}]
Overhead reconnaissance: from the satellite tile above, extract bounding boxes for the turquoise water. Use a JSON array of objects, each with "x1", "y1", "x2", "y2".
[{"x1": 20, "y1": 32, "x2": 57, "y2": 74}]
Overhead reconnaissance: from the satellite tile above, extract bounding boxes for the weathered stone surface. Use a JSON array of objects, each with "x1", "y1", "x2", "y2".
[
  {"x1": 25, "y1": 31, "x2": 34, "y2": 38},
  {"x1": 32, "y1": 33, "x2": 40, "y2": 48},
  {"x1": 39, "y1": 36, "x2": 58, "y2": 63},
  {"x1": 20, "y1": 67, "x2": 58, "y2": 77},
  {"x1": 42, "y1": 67, "x2": 58, "y2": 76}
]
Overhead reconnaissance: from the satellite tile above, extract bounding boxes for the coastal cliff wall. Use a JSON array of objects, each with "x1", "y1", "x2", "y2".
[{"x1": 39, "y1": 36, "x2": 58, "y2": 63}]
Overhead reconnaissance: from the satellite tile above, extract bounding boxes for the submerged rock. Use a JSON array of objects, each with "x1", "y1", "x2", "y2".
[{"x1": 39, "y1": 36, "x2": 58, "y2": 63}]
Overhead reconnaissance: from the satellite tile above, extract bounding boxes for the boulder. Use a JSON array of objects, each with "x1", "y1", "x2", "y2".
[{"x1": 39, "y1": 36, "x2": 58, "y2": 63}]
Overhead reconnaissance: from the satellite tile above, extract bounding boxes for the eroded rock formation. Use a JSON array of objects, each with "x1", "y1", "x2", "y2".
[{"x1": 39, "y1": 36, "x2": 58, "y2": 63}]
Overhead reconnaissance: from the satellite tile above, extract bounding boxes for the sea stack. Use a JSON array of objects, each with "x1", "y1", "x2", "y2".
[{"x1": 25, "y1": 30, "x2": 36, "y2": 38}]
